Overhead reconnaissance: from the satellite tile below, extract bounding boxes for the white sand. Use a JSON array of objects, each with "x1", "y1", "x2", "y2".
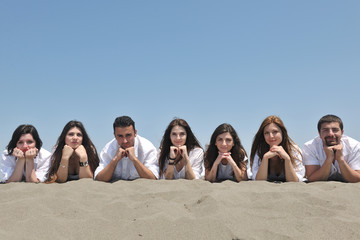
[{"x1": 1, "y1": 179, "x2": 360, "y2": 239}]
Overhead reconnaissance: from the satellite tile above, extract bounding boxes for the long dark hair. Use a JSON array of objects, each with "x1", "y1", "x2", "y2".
[
  {"x1": 250, "y1": 115, "x2": 301, "y2": 168},
  {"x1": 47, "y1": 120, "x2": 99, "y2": 182},
  {"x1": 7, "y1": 124, "x2": 42, "y2": 155},
  {"x1": 204, "y1": 123, "x2": 247, "y2": 171},
  {"x1": 158, "y1": 118, "x2": 202, "y2": 176}
]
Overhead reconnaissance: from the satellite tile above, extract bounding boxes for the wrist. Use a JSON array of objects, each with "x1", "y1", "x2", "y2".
[{"x1": 168, "y1": 159, "x2": 175, "y2": 165}]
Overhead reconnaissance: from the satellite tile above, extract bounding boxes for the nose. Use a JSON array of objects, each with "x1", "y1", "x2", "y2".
[
  {"x1": 122, "y1": 138, "x2": 128, "y2": 144},
  {"x1": 221, "y1": 140, "x2": 227, "y2": 146}
]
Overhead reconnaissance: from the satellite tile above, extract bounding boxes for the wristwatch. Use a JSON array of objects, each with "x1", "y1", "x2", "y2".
[{"x1": 79, "y1": 161, "x2": 89, "y2": 167}]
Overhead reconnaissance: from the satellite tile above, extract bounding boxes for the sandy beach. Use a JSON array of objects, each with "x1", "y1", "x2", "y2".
[{"x1": 1, "y1": 179, "x2": 360, "y2": 239}]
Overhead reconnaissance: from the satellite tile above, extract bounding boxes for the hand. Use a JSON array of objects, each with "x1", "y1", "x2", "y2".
[
  {"x1": 322, "y1": 138, "x2": 336, "y2": 163},
  {"x1": 114, "y1": 147, "x2": 126, "y2": 162},
  {"x1": 62, "y1": 145, "x2": 75, "y2": 159},
  {"x1": 263, "y1": 150, "x2": 279, "y2": 160},
  {"x1": 25, "y1": 148, "x2": 38, "y2": 160},
  {"x1": 178, "y1": 145, "x2": 188, "y2": 158},
  {"x1": 170, "y1": 146, "x2": 178, "y2": 159},
  {"x1": 221, "y1": 152, "x2": 237, "y2": 166},
  {"x1": 125, "y1": 147, "x2": 136, "y2": 161},
  {"x1": 74, "y1": 145, "x2": 87, "y2": 160},
  {"x1": 215, "y1": 152, "x2": 231, "y2": 164},
  {"x1": 269, "y1": 146, "x2": 290, "y2": 162},
  {"x1": 332, "y1": 143, "x2": 343, "y2": 162},
  {"x1": 13, "y1": 147, "x2": 25, "y2": 159}
]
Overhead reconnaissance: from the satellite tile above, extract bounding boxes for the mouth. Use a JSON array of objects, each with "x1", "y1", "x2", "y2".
[{"x1": 325, "y1": 137, "x2": 338, "y2": 146}]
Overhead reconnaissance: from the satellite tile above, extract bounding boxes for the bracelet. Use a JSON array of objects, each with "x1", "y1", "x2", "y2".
[
  {"x1": 169, "y1": 157, "x2": 176, "y2": 160},
  {"x1": 168, "y1": 160, "x2": 175, "y2": 165}
]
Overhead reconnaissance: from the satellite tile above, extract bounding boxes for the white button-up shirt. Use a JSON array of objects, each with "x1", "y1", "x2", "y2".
[
  {"x1": 303, "y1": 135, "x2": 360, "y2": 178},
  {"x1": 0, "y1": 148, "x2": 51, "y2": 182},
  {"x1": 94, "y1": 135, "x2": 159, "y2": 180}
]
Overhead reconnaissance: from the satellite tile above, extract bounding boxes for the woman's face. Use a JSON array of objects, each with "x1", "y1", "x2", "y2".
[
  {"x1": 215, "y1": 132, "x2": 234, "y2": 153},
  {"x1": 65, "y1": 127, "x2": 83, "y2": 149},
  {"x1": 16, "y1": 134, "x2": 36, "y2": 152},
  {"x1": 264, "y1": 123, "x2": 283, "y2": 147},
  {"x1": 170, "y1": 125, "x2": 187, "y2": 147}
]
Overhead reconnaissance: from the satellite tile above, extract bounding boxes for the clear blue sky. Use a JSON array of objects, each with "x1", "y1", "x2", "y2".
[{"x1": 1, "y1": 1, "x2": 359, "y2": 155}]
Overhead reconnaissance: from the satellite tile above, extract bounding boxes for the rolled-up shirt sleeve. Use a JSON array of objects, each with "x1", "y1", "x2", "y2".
[
  {"x1": 142, "y1": 145, "x2": 159, "y2": 179},
  {"x1": 1, "y1": 151, "x2": 16, "y2": 182},
  {"x1": 34, "y1": 149, "x2": 52, "y2": 182},
  {"x1": 189, "y1": 148, "x2": 204, "y2": 179},
  {"x1": 251, "y1": 154, "x2": 260, "y2": 181}
]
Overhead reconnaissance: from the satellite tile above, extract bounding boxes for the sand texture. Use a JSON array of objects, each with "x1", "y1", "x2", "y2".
[{"x1": 1, "y1": 179, "x2": 360, "y2": 239}]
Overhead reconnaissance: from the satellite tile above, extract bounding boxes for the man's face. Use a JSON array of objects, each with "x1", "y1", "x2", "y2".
[
  {"x1": 319, "y1": 122, "x2": 343, "y2": 146},
  {"x1": 114, "y1": 126, "x2": 137, "y2": 149}
]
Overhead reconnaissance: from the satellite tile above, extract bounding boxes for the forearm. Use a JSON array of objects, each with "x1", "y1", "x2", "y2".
[
  {"x1": 255, "y1": 158, "x2": 269, "y2": 180},
  {"x1": 164, "y1": 164, "x2": 174, "y2": 179},
  {"x1": 284, "y1": 161, "x2": 298, "y2": 182},
  {"x1": 132, "y1": 158, "x2": 156, "y2": 180},
  {"x1": 7, "y1": 159, "x2": 26, "y2": 182},
  {"x1": 184, "y1": 156, "x2": 196, "y2": 180},
  {"x1": 337, "y1": 160, "x2": 360, "y2": 183},
  {"x1": 307, "y1": 160, "x2": 332, "y2": 182},
  {"x1": 205, "y1": 164, "x2": 219, "y2": 182},
  {"x1": 95, "y1": 160, "x2": 118, "y2": 182},
  {"x1": 56, "y1": 158, "x2": 70, "y2": 183},
  {"x1": 25, "y1": 160, "x2": 38, "y2": 182},
  {"x1": 232, "y1": 164, "x2": 246, "y2": 182}
]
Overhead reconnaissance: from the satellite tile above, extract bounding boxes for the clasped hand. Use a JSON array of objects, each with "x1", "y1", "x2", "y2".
[
  {"x1": 323, "y1": 142, "x2": 343, "y2": 163},
  {"x1": 115, "y1": 147, "x2": 136, "y2": 162},
  {"x1": 13, "y1": 147, "x2": 38, "y2": 160},
  {"x1": 215, "y1": 151, "x2": 235, "y2": 165},
  {"x1": 62, "y1": 145, "x2": 87, "y2": 159},
  {"x1": 264, "y1": 146, "x2": 290, "y2": 162},
  {"x1": 170, "y1": 145, "x2": 187, "y2": 163}
]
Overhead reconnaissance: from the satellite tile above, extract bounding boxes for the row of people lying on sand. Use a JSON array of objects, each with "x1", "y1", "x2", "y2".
[{"x1": 1, "y1": 114, "x2": 359, "y2": 183}]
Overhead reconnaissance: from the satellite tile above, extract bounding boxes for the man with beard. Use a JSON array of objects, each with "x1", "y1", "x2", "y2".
[
  {"x1": 94, "y1": 116, "x2": 159, "y2": 182},
  {"x1": 303, "y1": 114, "x2": 360, "y2": 182}
]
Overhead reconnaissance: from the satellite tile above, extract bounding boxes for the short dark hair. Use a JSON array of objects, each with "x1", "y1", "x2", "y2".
[
  {"x1": 7, "y1": 124, "x2": 43, "y2": 155},
  {"x1": 317, "y1": 114, "x2": 343, "y2": 132},
  {"x1": 113, "y1": 116, "x2": 135, "y2": 132}
]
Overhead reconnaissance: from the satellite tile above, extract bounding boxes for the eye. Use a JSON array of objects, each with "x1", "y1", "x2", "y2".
[{"x1": 180, "y1": 132, "x2": 186, "y2": 137}]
